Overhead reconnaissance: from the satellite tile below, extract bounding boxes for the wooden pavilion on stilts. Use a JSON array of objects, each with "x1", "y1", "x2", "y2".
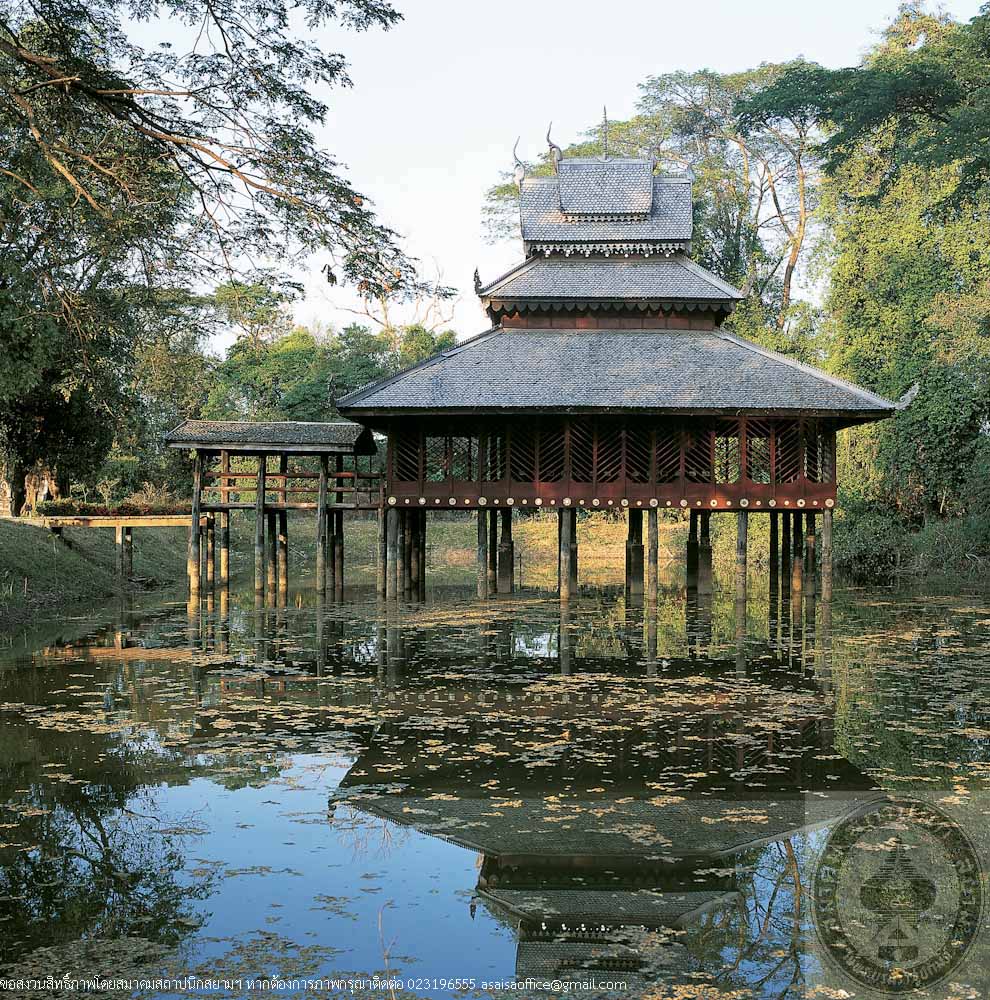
[
  {"x1": 337, "y1": 138, "x2": 896, "y2": 613},
  {"x1": 165, "y1": 420, "x2": 379, "y2": 604}
]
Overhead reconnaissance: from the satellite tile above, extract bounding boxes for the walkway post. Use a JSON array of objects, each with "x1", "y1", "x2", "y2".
[
  {"x1": 418, "y1": 510, "x2": 427, "y2": 600},
  {"x1": 333, "y1": 455, "x2": 344, "y2": 600},
  {"x1": 254, "y1": 454, "x2": 266, "y2": 600},
  {"x1": 647, "y1": 507, "x2": 658, "y2": 604},
  {"x1": 189, "y1": 452, "x2": 202, "y2": 600},
  {"x1": 115, "y1": 524, "x2": 125, "y2": 585},
  {"x1": 791, "y1": 510, "x2": 804, "y2": 597},
  {"x1": 277, "y1": 456, "x2": 288, "y2": 604},
  {"x1": 317, "y1": 456, "x2": 328, "y2": 595},
  {"x1": 781, "y1": 510, "x2": 792, "y2": 601},
  {"x1": 376, "y1": 503, "x2": 387, "y2": 599},
  {"x1": 736, "y1": 510, "x2": 748, "y2": 605},
  {"x1": 123, "y1": 526, "x2": 133, "y2": 580},
  {"x1": 206, "y1": 514, "x2": 215, "y2": 589},
  {"x1": 410, "y1": 508, "x2": 421, "y2": 598},
  {"x1": 386, "y1": 507, "x2": 399, "y2": 601},
  {"x1": 219, "y1": 451, "x2": 230, "y2": 589},
  {"x1": 569, "y1": 507, "x2": 578, "y2": 592}
]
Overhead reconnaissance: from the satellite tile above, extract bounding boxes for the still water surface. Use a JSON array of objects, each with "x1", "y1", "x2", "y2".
[{"x1": 2, "y1": 580, "x2": 990, "y2": 998}]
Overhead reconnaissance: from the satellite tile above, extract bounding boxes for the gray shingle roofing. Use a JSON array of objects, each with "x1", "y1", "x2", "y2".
[
  {"x1": 164, "y1": 419, "x2": 376, "y2": 453},
  {"x1": 336, "y1": 328, "x2": 896, "y2": 417},
  {"x1": 479, "y1": 254, "x2": 742, "y2": 303},
  {"x1": 520, "y1": 174, "x2": 692, "y2": 243},
  {"x1": 557, "y1": 158, "x2": 653, "y2": 215}
]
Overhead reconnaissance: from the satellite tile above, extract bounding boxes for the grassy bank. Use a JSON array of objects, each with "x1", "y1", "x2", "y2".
[{"x1": 0, "y1": 518, "x2": 188, "y2": 625}]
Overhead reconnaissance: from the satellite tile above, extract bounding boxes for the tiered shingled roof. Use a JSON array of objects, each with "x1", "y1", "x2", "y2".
[{"x1": 337, "y1": 147, "x2": 896, "y2": 422}]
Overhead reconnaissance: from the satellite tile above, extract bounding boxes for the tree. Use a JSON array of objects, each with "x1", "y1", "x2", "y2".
[{"x1": 0, "y1": 0, "x2": 417, "y2": 510}]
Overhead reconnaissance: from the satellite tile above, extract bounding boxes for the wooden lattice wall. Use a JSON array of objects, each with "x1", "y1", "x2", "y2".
[{"x1": 386, "y1": 416, "x2": 836, "y2": 512}]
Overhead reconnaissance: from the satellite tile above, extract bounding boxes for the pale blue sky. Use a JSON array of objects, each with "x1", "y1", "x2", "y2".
[{"x1": 288, "y1": 0, "x2": 984, "y2": 341}]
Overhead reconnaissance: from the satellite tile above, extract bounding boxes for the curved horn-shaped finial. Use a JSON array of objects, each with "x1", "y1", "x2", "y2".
[
  {"x1": 512, "y1": 137, "x2": 525, "y2": 188},
  {"x1": 546, "y1": 121, "x2": 563, "y2": 174}
]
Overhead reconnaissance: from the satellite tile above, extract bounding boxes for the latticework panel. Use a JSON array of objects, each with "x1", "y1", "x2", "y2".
[
  {"x1": 595, "y1": 422, "x2": 623, "y2": 483},
  {"x1": 482, "y1": 431, "x2": 506, "y2": 481},
  {"x1": 803, "y1": 421, "x2": 835, "y2": 483},
  {"x1": 538, "y1": 426, "x2": 565, "y2": 482},
  {"x1": 450, "y1": 435, "x2": 476, "y2": 481},
  {"x1": 424, "y1": 435, "x2": 447, "y2": 483},
  {"x1": 684, "y1": 424, "x2": 713, "y2": 483},
  {"x1": 745, "y1": 418, "x2": 772, "y2": 484},
  {"x1": 569, "y1": 420, "x2": 593, "y2": 482},
  {"x1": 655, "y1": 424, "x2": 681, "y2": 483},
  {"x1": 774, "y1": 422, "x2": 801, "y2": 484},
  {"x1": 714, "y1": 418, "x2": 740, "y2": 483},
  {"x1": 625, "y1": 427, "x2": 652, "y2": 484},
  {"x1": 394, "y1": 431, "x2": 420, "y2": 482},
  {"x1": 510, "y1": 426, "x2": 536, "y2": 482}
]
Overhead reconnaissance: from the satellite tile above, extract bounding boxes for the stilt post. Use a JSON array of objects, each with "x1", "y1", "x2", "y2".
[
  {"x1": 115, "y1": 524, "x2": 125, "y2": 585},
  {"x1": 410, "y1": 507, "x2": 421, "y2": 597},
  {"x1": 626, "y1": 508, "x2": 644, "y2": 596},
  {"x1": 569, "y1": 508, "x2": 578, "y2": 591},
  {"x1": 736, "y1": 510, "x2": 748, "y2": 604},
  {"x1": 781, "y1": 510, "x2": 792, "y2": 600},
  {"x1": 559, "y1": 508, "x2": 572, "y2": 602},
  {"x1": 821, "y1": 508, "x2": 833, "y2": 602},
  {"x1": 791, "y1": 510, "x2": 804, "y2": 596},
  {"x1": 697, "y1": 510, "x2": 712, "y2": 596},
  {"x1": 317, "y1": 456, "x2": 328, "y2": 595},
  {"x1": 254, "y1": 454, "x2": 266, "y2": 599},
  {"x1": 477, "y1": 508, "x2": 488, "y2": 599},
  {"x1": 686, "y1": 510, "x2": 699, "y2": 589},
  {"x1": 805, "y1": 510, "x2": 816, "y2": 598},
  {"x1": 206, "y1": 513, "x2": 215, "y2": 588},
  {"x1": 488, "y1": 509, "x2": 498, "y2": 593},
  {"x1": 334, "y1": 455, "x2": 344, "y2": 599},
  {"x1": 396, "y1": 509, "x2": 407, "y2": 599},
  {"x1": 647, "y1": 507, "x2": 658, "y2": 603},
  {"x1": 418, "y1": 509, "x2": 427, "y2": 600},
  {"x1": 123, "y1": 526, "x2": 133, "y2": 579},
  {"x1": 219, "y1": 512, "x2": 229, "y2": 589},
  {"x1": 769, "y1": 511, "x2": 779, "y2": 595},
  {"x1": 376, "y1": 503, "x2": 387, "y2": 599},
  {"x1": 277, "y1": 456, "x2": 288, "y2": 603},
  {"x1": 266, "y1": 510, "x2": 277, "y2": 601},
  {"x1": 498, "y1": 508, "x2": 514, "y2": 594},
  {"x1": 189, "y1": 452, "x2": 203, "y2": 599},
  {"x1": 386, "y1": 507, "x2": 399, "y2": 601}
]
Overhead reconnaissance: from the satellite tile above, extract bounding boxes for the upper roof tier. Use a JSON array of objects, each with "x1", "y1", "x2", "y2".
[{"x1": 520, "y1": 162, "x2": 692, "y2": 249}]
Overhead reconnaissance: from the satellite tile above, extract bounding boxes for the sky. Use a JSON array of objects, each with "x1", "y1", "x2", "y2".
[{"x1": 279, "y1": 0, "x2": 985, "y2": 345}]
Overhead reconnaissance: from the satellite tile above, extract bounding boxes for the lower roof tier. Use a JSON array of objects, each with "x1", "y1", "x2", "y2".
[{"x1": 336, "y1": 327, "x2": 896, "y2": 424}]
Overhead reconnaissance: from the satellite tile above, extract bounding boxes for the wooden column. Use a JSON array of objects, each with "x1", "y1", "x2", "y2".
[
  {"x1": 487, "y1": 509, "x2": 498, "y2": 593},
  {"x1": 115, "y1": 524, "x2": 125, "y2": 585},
  {"x1": 266, "y1": 510, "x2": 277, "y2": 601},
  {"x1": 821, "y1": 508, "x2": 833, "y2": 602},
  {"x1": 277, "y1": 456, "x2": 288, "y2": 604},
  {"x1": 206, "y1": 514, "x2": 215, "y2": 588},
  {"x1": 569, "y1": 507, "x2": 578, "y2": 591},
  {"x1": 769, "y1": 511, "x2": 779, "y2": 596},
  {"x1": 647, "y1": 507, "x2": 658, "y2": 603},
  {"x1": 780, "y1": 510, "x2": 792, "y2": 600},
  {"x1": 418, "y1": 510, "x2": 427, "y2": 600},
  {"x1": 477, "y1": 509, "x2": 488, "y2": 599},
  {"x1": 697, "y1": 511, "x2": 712, "y2": 596},
  {"x1": 334, "y1": 455, "x2": 344, "y2": 599},
  {"x1": 189, "y1": 452, "x2": 203, "y2": 599},
  {"x1": 498, "y1": 509, "x2": 514, "y2": 594},
  {"x1": 791, "y1": 510, "x2": 804, "y2": 596},
  {"x1": 805, "y1": 510, "x2": 816, "y2": 598},
  {"x1": 219, "y1": 513, "x2": 229, "y2": 588},
  {"x1": 736, "y1": 510, "x2": 748, "y2": 604},
  {"x1": 386, "y1": 507, "x2": 399, "y2": 601},
  {"x1": 376, "y1": 503, "x2": 387, "y2": 599},
  {"x1": 686, "y1": 510, "x2": 699, "y2": 589},
  {"x1": 254, "y1": 455, "x2": 266, "y2": 599},
  {"x1": 396, "y1": 509, "x2": 407, "y2": 599},
  {"x1": 626, "y1": 508, "x2": 644, "y2": 596},
  {"x1": 410, "y1": 508, "x2": 421, "y2": 598},
  {"x1": 277, "y1": 511, "x2": 288, "y2": 604},
  {"x1": 123, "y1": 526, "x2": 133, "y2": 579},
  {"x1": 317, "y1": 455, "x2": 328, "y2": 595},
  {"x1": 559, "y1": 508, "x2": 572, "y2": 602}
]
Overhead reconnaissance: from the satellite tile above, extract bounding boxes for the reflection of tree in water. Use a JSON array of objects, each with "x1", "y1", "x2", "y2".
[{"x1": 677, "y1": 836, "x2": 812, "y2": 995}]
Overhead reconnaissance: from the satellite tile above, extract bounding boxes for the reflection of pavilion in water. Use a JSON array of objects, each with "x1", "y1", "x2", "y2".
[{"x1": 314, "y1": 622, "x2": 880, "y2": 986}]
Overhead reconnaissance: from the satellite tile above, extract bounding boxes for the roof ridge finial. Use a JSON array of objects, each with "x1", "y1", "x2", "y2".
[
  {"x1": 601, "y1": 106, "x2": 609, "y2": 161},
  {"x1": 546, "y1": 122, "x2": 563, "y2": 174},
  {"x1": 513, "y1": 137, "x2": 525, "y2": 189}
]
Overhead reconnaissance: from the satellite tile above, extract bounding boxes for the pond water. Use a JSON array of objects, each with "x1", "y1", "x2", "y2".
[{"x1": 2, "y1": 577, "x2": 990, "y2": 999}]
